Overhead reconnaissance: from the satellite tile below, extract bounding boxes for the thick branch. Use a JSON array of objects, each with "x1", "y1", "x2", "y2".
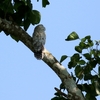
[
  {"x1": 0, "y1": 18, "x2": 34, "y2": 52},
  {"x1": 0, "y1": 18, "x2": 85, "y2": 100}
]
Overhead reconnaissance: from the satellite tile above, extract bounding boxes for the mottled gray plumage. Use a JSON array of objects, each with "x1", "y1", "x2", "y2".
[{"x1": 32, "y1": 24, "x2": 46, "y2": 59}]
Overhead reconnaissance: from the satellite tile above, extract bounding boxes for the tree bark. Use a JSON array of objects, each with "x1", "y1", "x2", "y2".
[{"x1": 0, "y1": 18, "x2": 85, "y2": 100}]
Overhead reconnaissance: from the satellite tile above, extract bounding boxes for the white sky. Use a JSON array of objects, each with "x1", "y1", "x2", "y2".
[{"x1": 0, "y1": 0, "x2": 100, "y2": 100}]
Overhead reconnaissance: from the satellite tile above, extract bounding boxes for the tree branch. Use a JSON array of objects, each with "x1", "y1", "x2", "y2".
[{"x1": 0, "y1": 18, "x2": 85, "y2": 100}]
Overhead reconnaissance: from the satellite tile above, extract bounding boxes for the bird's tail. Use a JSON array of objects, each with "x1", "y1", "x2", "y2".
[
  {"x1": 34, "y1": 46, "x2": 44, "y2": 60},
  {"x1": 34, "y1": 50, "x2": 42, "y2": 60}
]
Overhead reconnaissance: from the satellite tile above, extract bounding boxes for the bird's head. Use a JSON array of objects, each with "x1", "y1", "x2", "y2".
[{"x1": 34, "y1": 24, "x2": 46, "y2": 32}]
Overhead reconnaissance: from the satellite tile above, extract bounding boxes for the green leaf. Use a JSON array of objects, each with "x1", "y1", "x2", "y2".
[
  {"x1": 85, "y1": 92, "x2": 96, "y2": 100},
  {"x1": 83, "y1": 84, "x2": 90, "y2": 92},
  {"x1": 60, "y1": 55, "x2": 68, "y2": 63},
  {"x1": 85, "y1": 35, "x2": 91, "y2": 40},
  {"x1": 26, "y1": 0, "x2": 32, "y2": 10},
  {"x1": 78, "y1": 60, "x2": 86, "y2": 65},
  {"x1": 84, "y1": 64, "x2": 92, "y2": 75},
  {"x1": 30, "y1": 10, "x2": 41, "y2": 25},
  {"x1": 77, "y1": 84, "x2": 83, "y2": 91},
  {"x1": 83, "y1": 53, "x2": 91, "y2": 60},
  {"x1": 84, "y1": 74, "x2": 93, "y2": 80},
  {"x1": 97, "y1": 50, "x2": 100, "y2": 57},
  {"x1": 68, "y1": 53, "x2": 81, "y2": 68},
  {"x1": 65, "y1": 32, "x2": 79, "y2": 41},
  {"x1": 75, "y1": 65, "x2": 83, "y2": 79},
  {"x1": 87, "y1": 40, "x2": 94, "y2": 47},
  {"x1": 14, "y1": 1, "x2": 23, "y2": 12},
  {"x1": 68, "y1": 61, "x2": 77, "y2": 68},
  {"x1": 75, "y1": 46, "x2": 82, "y2": 53},
  {"x1": 0, "y1": 0, "x2": 14, "y2": 14},
  {"x1": 42, "y1": 0, "x2": 50, "y2": 7},
  {"x1": 90, "y1": 60, "x2": 97, "y2": 68},
  {"x1": 81, "y1": 37, "x2": 86, "y2": 42},
  {"x1": 24, "y1": 17, "x2": 30, "y2": 31},
  {"x1": 71, "y1": 53, "x2": 81, "y2": 61},
  {"x1": 79, "y1": 42, "x2": 88, "y2": 49},
  {"x1": 97, "y1": 57, "x2": 100, "y2": 64}
]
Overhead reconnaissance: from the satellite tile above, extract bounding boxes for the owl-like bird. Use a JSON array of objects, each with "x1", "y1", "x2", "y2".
[{"x1": 32, "y1": 24, "x2": 46, "y2": 59}]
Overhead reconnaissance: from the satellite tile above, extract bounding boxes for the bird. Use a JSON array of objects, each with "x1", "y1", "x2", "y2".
[{"x1": 32, "y1": 24, "x2": 46, "y2": 60}]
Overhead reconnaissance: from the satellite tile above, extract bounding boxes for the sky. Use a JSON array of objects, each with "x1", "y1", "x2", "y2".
[{"x1": 0, "y1": 0, "x2": 100, "y2": 100}]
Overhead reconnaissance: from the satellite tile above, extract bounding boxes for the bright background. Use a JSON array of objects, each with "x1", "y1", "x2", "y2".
[{"x1": 0, "y1": 0, "x2": 100, "y2": 100}]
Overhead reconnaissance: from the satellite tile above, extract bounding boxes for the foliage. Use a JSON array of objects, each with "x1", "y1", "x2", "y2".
[
  {"x1": 0, "y1": 0, "x2": 49, "y2": 41},
  {"x1": 58, "y1": 32, "x2": 100, "y2": 100}
]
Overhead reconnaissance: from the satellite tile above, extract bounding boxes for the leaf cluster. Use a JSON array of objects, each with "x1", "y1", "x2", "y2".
[
  {"x1": 60, "y1": 32, "x2": 100, "y2": 100},
  {"x1": 0, "y1": 0, "x2": 40, "y2": 31},
  {"x1": 0, "y1": 0, "x2": 49, "y2": 41}
]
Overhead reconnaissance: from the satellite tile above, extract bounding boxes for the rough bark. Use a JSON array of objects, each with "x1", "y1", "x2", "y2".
[{"x1": 0, "y1": 18, "x2": 85, "y2": 100}]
